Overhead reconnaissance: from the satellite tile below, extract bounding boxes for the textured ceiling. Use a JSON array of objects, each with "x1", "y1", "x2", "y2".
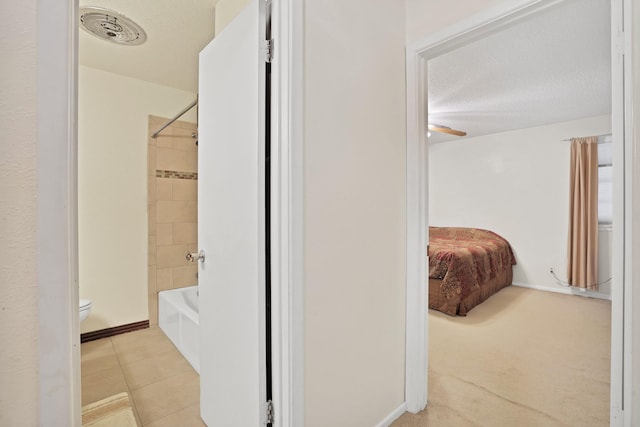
[
  {"x1": 427, "y1": 0, "x2": 611, "y2": 144},
  {"x1": 80, "y1": 0, "x2": 612, "y2": 129},
  {"x1": 79, "y1": 0, "x2": 218, "y2": 92}
]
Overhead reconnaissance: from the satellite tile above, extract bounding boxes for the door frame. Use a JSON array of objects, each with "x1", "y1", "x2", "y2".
[
  {"x1": 36, "y1": 0, "x2": 81, "y2": 424},
  {"x1": 270, "y1": 1, "x2": 305, "y2": 425},
  {"x1": 38, "y1": 0, "x2": 304, "y2": 425},
  {"x1": 404, "y1": 1, "x2": 636, "y2": 425}
]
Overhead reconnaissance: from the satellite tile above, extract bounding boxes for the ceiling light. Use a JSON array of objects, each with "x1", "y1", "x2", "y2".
[{"x1": 80, "y1": 7, "x2": 147, "y2": 46}]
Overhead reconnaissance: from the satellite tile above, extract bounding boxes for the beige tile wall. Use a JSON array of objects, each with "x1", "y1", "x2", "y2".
[{"x1": 148, "y1": 115, "x2": 198, "y2": 325}]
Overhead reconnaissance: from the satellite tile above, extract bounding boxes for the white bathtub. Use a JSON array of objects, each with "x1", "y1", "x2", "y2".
[{"x1": 159, "y1": 286, "x2": 200, "y2": 373}]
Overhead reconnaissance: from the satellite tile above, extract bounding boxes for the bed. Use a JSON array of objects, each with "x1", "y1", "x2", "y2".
[{"x1": 428, "y1": 227, "x2": 516, "y2": 316}]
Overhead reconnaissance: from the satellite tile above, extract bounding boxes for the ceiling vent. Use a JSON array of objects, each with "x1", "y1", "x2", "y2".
[{"x1": 80, "y1": 6, "x2": 147, "y2": 46}]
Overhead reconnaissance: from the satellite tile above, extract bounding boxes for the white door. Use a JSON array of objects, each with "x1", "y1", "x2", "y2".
[{"x1": 197, "y1": 1, "x2": 268, "y2": 425}]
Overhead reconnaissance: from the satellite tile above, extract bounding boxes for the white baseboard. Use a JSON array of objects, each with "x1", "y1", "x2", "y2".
[
  {"x1": 511, "y1": 282, "x2": 611, "y2": 301},
  {"x1": 374, "y1": 402, "x2": 407, "y2": 427}
]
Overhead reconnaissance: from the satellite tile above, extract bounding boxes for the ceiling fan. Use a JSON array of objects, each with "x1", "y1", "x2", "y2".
[{"x1": 428, "y1": 123, "x2": 467, "y2": 137}]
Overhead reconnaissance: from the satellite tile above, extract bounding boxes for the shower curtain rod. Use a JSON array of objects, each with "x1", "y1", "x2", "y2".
[
  {"x1": 561, "y1": 133, "x2": 611, "y2": 142},
  {"x1": 151, "y1": 98, "x2": 198, "y2": 138}
]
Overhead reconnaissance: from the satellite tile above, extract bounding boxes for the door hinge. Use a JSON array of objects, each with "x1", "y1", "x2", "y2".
[
  {"x1": 265, "y1": 39, "x2": 274, "y2": 63},
  {"x1": 264, "y1": 400, "x2": 274, "y2": 424}
]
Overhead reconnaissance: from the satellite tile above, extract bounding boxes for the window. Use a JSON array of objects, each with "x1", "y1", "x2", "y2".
[{"x1": 598, "y1": 135, "x2": 613, "y2": 227}]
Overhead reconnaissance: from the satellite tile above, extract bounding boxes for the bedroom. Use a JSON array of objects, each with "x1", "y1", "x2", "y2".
[
  {"x1": 408, "y1": 0, "x2": 614, "y2": 424},
  {"x1": 426, "y1": 0, "x2": 612, "y2": 301}
]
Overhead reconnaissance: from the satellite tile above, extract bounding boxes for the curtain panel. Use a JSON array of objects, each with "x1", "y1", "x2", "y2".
[{"x1": 567, "y1": 137, "x2": 599, "y2": 289}]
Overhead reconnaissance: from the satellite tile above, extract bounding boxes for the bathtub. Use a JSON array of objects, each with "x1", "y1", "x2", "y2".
[{"x1": 159, "y1": 286, "x2": 200, "y2": 373}]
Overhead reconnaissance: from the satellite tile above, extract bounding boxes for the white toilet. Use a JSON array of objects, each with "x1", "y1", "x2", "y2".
[{"x1": 79, "y1": 299, "x2": 92, "y2": 323}]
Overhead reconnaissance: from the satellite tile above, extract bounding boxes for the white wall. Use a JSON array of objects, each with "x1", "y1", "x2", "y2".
[
  {"x1": 303, "y1": 1, "x2": 407, "y2": 425},
  {"x1": 79, "y1": 65, "x2": 196, "y2": 333},
  {"x1": 214, "y1": 0, "x2": 251, "y2": 36},
  {"x1": 0, "y1": 0, "x2": 38, "y2": 424},
  {"x1": 405, "y1": 0, "x2": 504, "y2": 42},
  {"x1": 429, "y1": 115, "x2": 612, "y2": 296}
]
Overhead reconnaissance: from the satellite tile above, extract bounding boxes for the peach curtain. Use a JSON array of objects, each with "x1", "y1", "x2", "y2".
[{"x1": 567, "y1": 137, "x2": 599, "y2": 289}]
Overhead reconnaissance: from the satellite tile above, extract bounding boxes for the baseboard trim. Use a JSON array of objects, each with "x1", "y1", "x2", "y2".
[
  {"x1": 81, "y1": 320, "x2": 150, "y2": 343},
  {"x1": 374, "y1": 402, "x2": 407, "y2": 427},
  {"x1": 512, "y1": 282, "x2": 611, "y2": 301}
]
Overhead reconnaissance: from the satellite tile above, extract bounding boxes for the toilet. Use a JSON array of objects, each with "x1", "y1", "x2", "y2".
[{"x1": 79, "y1": 299, "x2": 92, "y2": 323}]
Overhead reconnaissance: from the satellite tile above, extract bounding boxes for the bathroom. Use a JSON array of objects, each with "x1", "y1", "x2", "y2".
[
  {"x1": 78, "y1": 0, "x2": 247, "y2": 423},
  {"x1": 78, "y1": 3, "x2": 206, "y2": 334}
]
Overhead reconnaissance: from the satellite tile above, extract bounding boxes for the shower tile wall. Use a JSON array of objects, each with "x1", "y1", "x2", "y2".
[{"x1": 148, "y1": 115, "x2": 198, "y2": 325}]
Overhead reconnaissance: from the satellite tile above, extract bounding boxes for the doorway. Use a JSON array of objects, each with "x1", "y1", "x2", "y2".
[
  {"x1": 405, "y1": 0, "x2": 628, "y2": 423},
  {"x1": 76, "y1": 2, "x2": 207, "y2": 422},
  {"x1": 35, "y1": 0, "x2": 303, "y2": 424}
]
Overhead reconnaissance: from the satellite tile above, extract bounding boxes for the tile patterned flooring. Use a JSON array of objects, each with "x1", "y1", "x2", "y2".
[{"x1": 81, "y1": 326, "x2": 205, "y2": 426}]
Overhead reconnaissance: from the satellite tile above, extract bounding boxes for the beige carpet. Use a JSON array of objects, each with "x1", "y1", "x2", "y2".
[
  {"x1": 82, "y1": 392, "x2": 138, "y2": 427},
  {"x1": 393, "y1": 286, "x2": 611, "y2": 427}
]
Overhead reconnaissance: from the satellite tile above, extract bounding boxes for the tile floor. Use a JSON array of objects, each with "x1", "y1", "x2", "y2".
[{"x1": 81, "y1": 325, "x2": 205, "y2": 427}]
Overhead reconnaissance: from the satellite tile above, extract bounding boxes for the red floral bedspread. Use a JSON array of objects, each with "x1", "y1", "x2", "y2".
[{"x1": 429, "y1": 227, "x2": 516, "y2": 301}]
